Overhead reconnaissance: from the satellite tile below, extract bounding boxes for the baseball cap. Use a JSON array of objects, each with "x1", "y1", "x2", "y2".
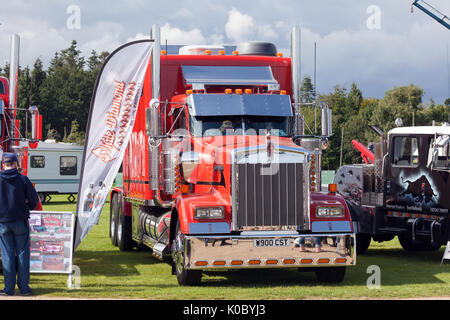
[{"x1": 3, "y1": 153, "x2": 18, "y2": 163}]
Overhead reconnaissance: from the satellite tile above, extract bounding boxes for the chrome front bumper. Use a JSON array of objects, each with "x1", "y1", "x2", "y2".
[{"x1": 183, "y1": 232, "x2": 355, "y2": 270}]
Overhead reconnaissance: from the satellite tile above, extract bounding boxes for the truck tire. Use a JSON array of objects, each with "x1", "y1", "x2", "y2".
[
  {"x1": 172, "y1": 220, "x2": 202, "y2": 286},
  {"x1": 117, "y1": 200, "x2": 134, "y2": 251},
  {"x1": 315, "y1": 267, "x2": 346, "y2": 283},
  {"x1": 356, "y1": 233, "x2": 372, "y2": 255},
  {"x1": 110, "y1": 193, "x2": 119, "y2": 246},
  {"x1": 398, "y1": 234, "x2": 441, "y2": 251}
]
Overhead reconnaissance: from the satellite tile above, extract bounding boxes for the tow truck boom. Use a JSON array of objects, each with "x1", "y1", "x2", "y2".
[{"x1": 412, "y1": 0, "x2": 450, "y2": 30}]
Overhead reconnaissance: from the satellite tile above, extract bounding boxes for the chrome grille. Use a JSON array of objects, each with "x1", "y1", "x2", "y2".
[{"x1": 232, "y1": 161, "x2": 307, "y2": 230}]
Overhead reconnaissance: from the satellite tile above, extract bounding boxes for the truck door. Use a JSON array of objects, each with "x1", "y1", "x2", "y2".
[{"x1": 385, "y1": 134, "x2": 449, "y2": 215}]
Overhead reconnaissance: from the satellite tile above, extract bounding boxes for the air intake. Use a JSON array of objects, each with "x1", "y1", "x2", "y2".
[{"x1": 236, "y1": 42, "x2": 277, "y2": 56}]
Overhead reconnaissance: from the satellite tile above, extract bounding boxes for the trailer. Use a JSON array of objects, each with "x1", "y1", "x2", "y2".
[
  {"x1": 335, "y1": 124, "x2": 450, "y2": 254},
  {"x1": 108, "y1": 25, "x2": 355, "y2": 286},
  {"x1": 21, "y1": 140, "x2": 83, "y2": 203}
]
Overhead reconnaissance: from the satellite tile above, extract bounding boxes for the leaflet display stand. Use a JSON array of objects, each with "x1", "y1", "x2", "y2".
[{"x1": 29, "y1": 211, "x2": 74, "y2": 274}]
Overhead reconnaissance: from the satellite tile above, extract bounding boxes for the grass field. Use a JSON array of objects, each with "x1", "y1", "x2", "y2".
[{"x1": 17, "y1": 194, "x2": 450, "y2": 299}]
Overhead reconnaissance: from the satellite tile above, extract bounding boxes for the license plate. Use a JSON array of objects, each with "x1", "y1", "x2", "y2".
[{"x1": 253, "y1": 238, "x2": 291, "y2": 247}]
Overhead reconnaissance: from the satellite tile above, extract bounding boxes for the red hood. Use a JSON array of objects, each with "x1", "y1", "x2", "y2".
[
  {"x1": 185, "y1": 135, "x2": 308, "y2": 186},
  {"x1": 192, "y1": 135, "x2": 304, "y2": 161}
]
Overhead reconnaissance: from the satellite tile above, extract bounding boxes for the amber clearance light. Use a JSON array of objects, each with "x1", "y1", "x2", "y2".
[{"x1": 328, "y1": 183, "x2": 337, "y2": 193}]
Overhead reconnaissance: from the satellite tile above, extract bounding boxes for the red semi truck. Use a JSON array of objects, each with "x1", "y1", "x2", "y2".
[
  {"x1": 0, "y1": 34, "x2": 42, "y2": 199},
  {"x1": 109, "y1": 25, "x2": 355, "y2": 285}
]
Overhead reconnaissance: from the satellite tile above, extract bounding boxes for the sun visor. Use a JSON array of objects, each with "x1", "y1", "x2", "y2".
[
  {"x1": 187, "y1": 94, "x2": 293, "y2": 117},
  {"x1": 182, "y1": 65, "x2": 279, "y2": 90}
]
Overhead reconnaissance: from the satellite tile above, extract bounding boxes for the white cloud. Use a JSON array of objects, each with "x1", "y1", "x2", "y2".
[
  {"x1": 161, "y1": 23, "x2": 206, "y2": 45},
  {"x1": 225, "y1": 8, "x2": 256, "y2": 43},
  {"x1": 0, "y1": 1, "x2": 448, "y2": 103}
]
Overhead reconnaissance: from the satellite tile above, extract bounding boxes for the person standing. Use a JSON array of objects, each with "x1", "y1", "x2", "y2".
[{"x1": 0, "y1": 153, "x2": 39, "y2": 296}]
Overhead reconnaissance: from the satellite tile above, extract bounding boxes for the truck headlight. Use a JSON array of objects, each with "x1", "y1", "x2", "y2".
[
  {"x1": 316, "y1": 206, "x2": 344, "y2": 218},
  {"x1": 195, "y1": 207, "x2": 225, "y2": 220}
]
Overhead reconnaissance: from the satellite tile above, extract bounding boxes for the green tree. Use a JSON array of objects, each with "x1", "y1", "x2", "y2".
[
  {"x1": 371, "y1": 84, "x2": 424, "y2": 134},
  {"x1": 63, "y1": 119, "x2": 85, "y2": 145},
  {"x1": 39, "y1": 41, "x2": 87, "y2": 139},
  {"x1": 30, "y1": 58, "x2": 46, "y2": 106},
  {"x1": 46, "y1": 127, "x2": 61, "y2": 142},
  {"x1": 300, "y1": 75, "x2": 315, "y2": 103}
]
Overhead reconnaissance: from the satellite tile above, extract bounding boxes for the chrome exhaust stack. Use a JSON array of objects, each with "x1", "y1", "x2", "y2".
[
  {"x1": 290, "y1": 26, "x2": 303, "y2": 136},
  {"x1": 8, "y1": 34, "x2": 20, "y2": 148},
  {"x1": 147, "y1": 24, "x2": 171, "y2": 208}
]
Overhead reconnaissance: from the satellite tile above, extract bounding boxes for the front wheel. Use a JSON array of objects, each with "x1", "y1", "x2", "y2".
[
  {"x1": 117, "y1": 198, "x2": 134, "y2": 251},
  {"x1": 315, "y1": 267, "x2": 346, "y2": 283},
  {"x1": 172, "y1": 220, "x2": 202, "y2": 286},
  {"x1": 355, "y1": 233, "x2": 372, "y2": 255},
  {"x1": 110, "y1": 193, "x2": 119, "y2": 246}
]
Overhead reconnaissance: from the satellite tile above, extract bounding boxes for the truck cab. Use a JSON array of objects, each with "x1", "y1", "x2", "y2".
[
  {"x1": 335, "y1": 125, "x2": 450, "y2": 253},
  {"x1": 383, "y1": 126, "x2": 449, "y2": 249}
]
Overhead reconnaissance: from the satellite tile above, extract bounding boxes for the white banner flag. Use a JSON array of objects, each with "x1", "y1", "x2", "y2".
[{"x1": 74, "y1": 40, "x2": 153, "y2": 249}]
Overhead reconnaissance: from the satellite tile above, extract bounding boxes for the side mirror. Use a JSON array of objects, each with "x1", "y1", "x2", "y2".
[
  {"x1": 28, "y1": 106, "x2": 42, "y2": 141},
  {"x1": 146, "y1": 98, "x2": 160, "y2": 138}
]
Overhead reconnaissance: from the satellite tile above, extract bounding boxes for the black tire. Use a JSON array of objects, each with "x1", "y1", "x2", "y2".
[
  {"x1": 356, "y1": 233, "x2": 372, "y2": 255},
  {"x1": 172, "y1": 220, "x2": 202, "y2": 286},
  {"x1": 398, "y1": 234, "x2": 441, "y2": 251},
  {"x1": 315, "y1": 267, "x2": 346, "y2": 283},
  {"x1": 117, "y1": 198, "x2": 134, "y2": 251},
  {"x1": 110, "y1": 193, "x2": 119, "y2": 246}
]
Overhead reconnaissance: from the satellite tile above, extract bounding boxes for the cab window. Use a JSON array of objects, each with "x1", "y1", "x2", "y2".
[
  {"x1": 392, "y1": 136, "x2": 419, "y2": 166},
  {"x1": 430, "y1": 135, "x2": 450, "y2": 169}
]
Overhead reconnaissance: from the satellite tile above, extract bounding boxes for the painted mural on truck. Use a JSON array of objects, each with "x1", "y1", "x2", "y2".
[{"x1": 386, "y1": 170, "x2": 448, "y2": 215}]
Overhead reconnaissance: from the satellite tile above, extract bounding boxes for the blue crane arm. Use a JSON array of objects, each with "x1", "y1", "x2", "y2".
[{"x1": 412, "y1": 0, "x2": 450, "y2": 30}]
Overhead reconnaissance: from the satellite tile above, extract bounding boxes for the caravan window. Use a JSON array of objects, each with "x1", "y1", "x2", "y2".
[
  {"x1": 30, "y1": 156, "x2": 45, "y2": 168},
  {"x1": 60, "y1": 156, "x2": 77, "y2": 175}
]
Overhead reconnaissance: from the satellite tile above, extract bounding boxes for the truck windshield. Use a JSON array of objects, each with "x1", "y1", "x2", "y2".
[
  {"x1": 189, "y1": 115, "x2": 290, "y2": 137},
  {"x1": 392, "y1": 136, "x2": 419, "y2": 166}
]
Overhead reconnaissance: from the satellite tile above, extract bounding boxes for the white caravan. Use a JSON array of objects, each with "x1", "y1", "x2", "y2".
[{"x1": 22, "y1": 140, "x2": 84, "y2": 203}]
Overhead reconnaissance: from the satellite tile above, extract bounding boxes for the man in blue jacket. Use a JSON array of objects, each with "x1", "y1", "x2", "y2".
[{"x1": 0, "y1": 153, "x2": 39, "y2": 296}]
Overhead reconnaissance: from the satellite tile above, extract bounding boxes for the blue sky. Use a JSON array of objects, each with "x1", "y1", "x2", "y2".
[{"x1": 0, "y1": 0, "x2": 449, "y2": 104}]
